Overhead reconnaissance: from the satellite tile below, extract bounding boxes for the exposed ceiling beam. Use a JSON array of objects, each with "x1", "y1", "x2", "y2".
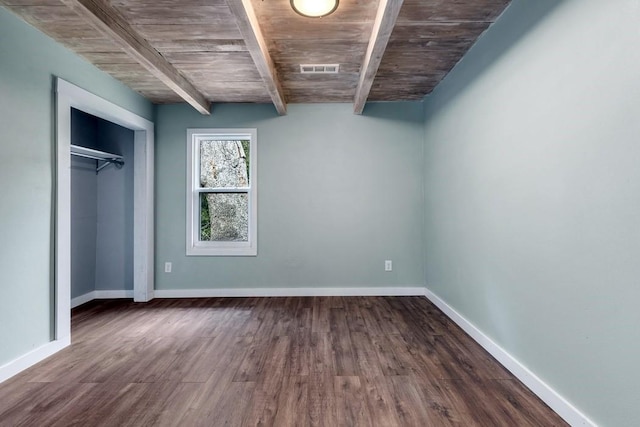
[
  {"x1": 353, "y1": 0, "x2": 404, "y2": 115},
  {"x1": 226, "y1": 0, "x2": 287, "y2": 115},
  {"x1": 59, "y1": 0, "x2": 211, "y2": 115}
]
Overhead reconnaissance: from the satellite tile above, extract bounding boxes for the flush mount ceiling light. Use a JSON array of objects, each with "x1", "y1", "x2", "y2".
[{"x1": 290, "y1": 0, "x2": 339, "y2": 18}]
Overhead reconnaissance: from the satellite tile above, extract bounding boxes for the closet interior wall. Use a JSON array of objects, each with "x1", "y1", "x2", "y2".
[{"x1": 70, "y1": 108, "x2": 134, "y2": 300}]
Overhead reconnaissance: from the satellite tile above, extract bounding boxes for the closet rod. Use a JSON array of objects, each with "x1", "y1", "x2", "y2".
[{"x1": 70, "y1": 144, "x2": 124, "y2": 173}]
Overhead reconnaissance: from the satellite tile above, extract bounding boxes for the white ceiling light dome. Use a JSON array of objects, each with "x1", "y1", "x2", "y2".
[{"x1": 290, "y1": 0, "x2": 339, "y2": 18}]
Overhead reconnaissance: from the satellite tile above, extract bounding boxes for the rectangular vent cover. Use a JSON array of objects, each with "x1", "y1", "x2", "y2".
[{"x1": 300, "y1": 64, "x2": 340, "y2": 74}]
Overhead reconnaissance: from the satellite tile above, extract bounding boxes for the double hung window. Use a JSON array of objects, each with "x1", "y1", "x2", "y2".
[{"x1": 186, "y1": 129, "x2": 257, "y2": 256}]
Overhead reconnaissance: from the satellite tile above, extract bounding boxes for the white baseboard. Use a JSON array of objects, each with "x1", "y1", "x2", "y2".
[
  {"x1": 71, "y1": 290, "x2": 134, "y2": 308},
  {"x1": 154, "y1": 286, "x2": 425, "y2": 298},
  {"x1": 94, "y1": 290, "x2": 134, "y2": 299},
  {"x1": 424, "y1": 288, "x2": 595, "y2": 427},
  {"x1": 0, "y1": 337, "x2": 70, "y2": 384},
  {"x1": 71, "y1": 291, "x2": 96, "y2": 308}
]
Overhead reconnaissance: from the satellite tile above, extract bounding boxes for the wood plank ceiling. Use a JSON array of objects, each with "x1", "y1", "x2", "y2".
[{"x1": 0, "y1": 0, "x2": 511, "y2": 115}]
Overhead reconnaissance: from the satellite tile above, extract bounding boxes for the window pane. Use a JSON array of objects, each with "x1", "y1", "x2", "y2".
[
  {"x1": 200, "y1": 193, "x2": 248, "y2": 241},
  {"x1": 199, "y1": 140, "x2": 250, "y2": 188}
]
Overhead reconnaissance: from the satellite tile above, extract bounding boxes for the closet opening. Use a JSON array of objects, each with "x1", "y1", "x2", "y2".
[{"x1": 70, "y1": 109, "x2": 134, "y2": 306}]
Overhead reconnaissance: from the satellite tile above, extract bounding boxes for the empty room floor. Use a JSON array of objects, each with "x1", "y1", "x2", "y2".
[{"x1": 0, "y1": 297, "x2": 566, "y2": 426}]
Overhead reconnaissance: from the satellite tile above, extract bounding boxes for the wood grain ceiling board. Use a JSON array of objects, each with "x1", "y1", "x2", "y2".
[
  {"x1": 192, "y1": 81, "x2": 273, "y2": 103},
  {"x1": 398, "y1": 0, "x2": 510, "y2": 23},
  {"x1": 271, "y1": 39, "x2": 367, "y2": 68},
  {"x1": 280, "y1": 76, "x2": 358, "y2": 102},
  {"x1": 129, "y1": 23, "x2": 243, "y2": 42},
  {"x1": 251, "y1": 0, "x2": 380, "y2": 103},
  {"x1": 178, "y1": 70, "x2": 271, "y2": 102},
  {"x1": 151, "y1": 39, "x2": 248, "y2": 53},
  {"x1": 3, "y1": 3, "x2": 77, "y2": 21},
  {"x1": 163, "y1": 52, "x2": 270, "y2": 100},
  {"x1": 369, "y1": 0, "x2": 510, "y2": 101},
  {"x1": 286, "y1": 88, "x2": 358, "y2": 103},
  {"x1": 112, "y1": 0, "x2": 243, "y2": 41}
]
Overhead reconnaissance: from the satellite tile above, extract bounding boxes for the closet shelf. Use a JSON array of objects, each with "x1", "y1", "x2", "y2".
[{"x1": 71, "y1": 144, "x2": 124, "y2": 173}]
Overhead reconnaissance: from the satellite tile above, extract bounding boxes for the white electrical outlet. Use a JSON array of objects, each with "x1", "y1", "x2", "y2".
[
  {"x1": 164, "y1": 262, "x2": 172, "y2": 273},
  {"x1": 385, "y1": 260, "x2": 392, "y2": 272}
]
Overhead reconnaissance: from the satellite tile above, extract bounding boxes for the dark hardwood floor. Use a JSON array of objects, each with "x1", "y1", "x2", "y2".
[{"x1": 0, "y1": 297, "x2": 567, "y2": 426}]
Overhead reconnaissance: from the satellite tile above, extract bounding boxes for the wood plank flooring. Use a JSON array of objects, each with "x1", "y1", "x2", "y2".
[{"x1": 0, "y1": 297, "x2": 567, "y2": 426}]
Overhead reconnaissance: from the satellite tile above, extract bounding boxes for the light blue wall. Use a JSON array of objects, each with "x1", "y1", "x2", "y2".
[
  {"x1": 422, "y1": 1, "x2": 640, "y2": 425},
  {"x1": 0, "y1": 7, "x2": 152, "y2": 366},
  {"x1": 155, "y1": 102, "x2": 425, "y2": 290}
]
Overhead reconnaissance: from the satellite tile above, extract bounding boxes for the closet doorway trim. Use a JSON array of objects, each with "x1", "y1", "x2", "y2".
[{"x1": 55, "y1": 78, "x2": 155, "y2": 342}]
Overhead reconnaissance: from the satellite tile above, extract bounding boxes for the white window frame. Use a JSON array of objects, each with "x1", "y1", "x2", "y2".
[{"x1": 186, "y1": 128, "x2": 257, "y2": 256}]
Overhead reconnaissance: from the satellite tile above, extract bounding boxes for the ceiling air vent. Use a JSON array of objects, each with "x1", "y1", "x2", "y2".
[{"x1": 300, "y1": 64, "x2": 340, "y2": 74}]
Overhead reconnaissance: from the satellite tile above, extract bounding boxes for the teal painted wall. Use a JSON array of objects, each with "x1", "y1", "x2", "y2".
[
  {"x1": 155, "y1": 102, "x2": 425, "y2": 290},
  {"x1": 0, "y1": 7, "x2": 152, "y2": 366},
  {"x1": 422, "y1": 1, "x2": 640, "y2": 425}
]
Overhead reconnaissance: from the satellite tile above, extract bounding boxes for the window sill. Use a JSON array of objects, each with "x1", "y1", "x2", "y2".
[{"x1": 186, "y1": 245, "x2": 257, "y2": 257}]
